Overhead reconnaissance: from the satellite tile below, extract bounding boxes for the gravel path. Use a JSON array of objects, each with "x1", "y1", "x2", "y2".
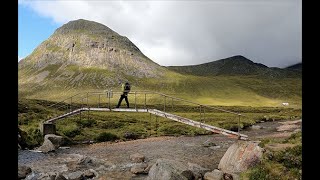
[{"x1": 18, "y1": 119, "x2": 301, "y2": 179}]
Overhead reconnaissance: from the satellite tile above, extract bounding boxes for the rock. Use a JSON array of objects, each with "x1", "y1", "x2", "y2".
[
  {"x1": 27, "y1": 172, "x2": 57, "y2": 180},
  {"x1": 204, "y1": 169, "x2": 223, "y2": 180},
  {"x1": 144, "y1": 164, "x2": 153, "y2": 174},
  {"x1": 218, "y1": 141, "x2": 264, "y2": 174},
  {"x1": 187, "y1": 162, "x2": 210, "y2": 179},
  {"x1": 18, "y1": 165, "x2": 32, "y2": 179},
  {"x1": 147, "y1": 158, "x2": 194, "y2": 180},
  {"x1": 131, "y1": 163, "x2": 149, "y2": 174},
  {"x1": 124, "y1": 132, "x2": 138, "y2": 139},
  {"x1": 251, "y1": 125, "x2": 262, "y2": 130},
  {"x1": 83, "y1": 169, "x2": 96, "y2": 178},
  {"x1": 209, "y1": 146, "x2": 221, "y2": 150},
  {"x1": 130, "y1": 153, "x2": 145, "y2": 163},
  {"x1": 77, "y1": 156, "x2": 94, "y2": 165},
  {"x1": 37, "y1": 138, "x2": 56, "y2": 152},
  {"x1": 223, "y1": 173, "x2": 233, "y2": 180},
  {"x1": 37, "y1": 134, "x2": 64, "y2": 153},
  {"x1": 203, "y1": 139, "x2": 217, "y2": 147},
  {"x1": 66, "y1": 171, "x2": 84, "y2": 180},
  {"x1": 46, "y1": 134, "x2": 64, "y2": 148},
  {"x1": 55, "y1": 173, "x2": 67, "y2": 180}
]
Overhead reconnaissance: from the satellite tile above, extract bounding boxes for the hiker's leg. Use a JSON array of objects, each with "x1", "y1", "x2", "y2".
[
  {"x1": 116, "y1": 95, "x2": 124, "y2": 108},
  {"x1": 124, "y1": 96, "x2": 129, "y2": 108}
]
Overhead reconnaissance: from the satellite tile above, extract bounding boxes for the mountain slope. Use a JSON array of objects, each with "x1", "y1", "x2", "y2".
[
  {"x1": 286, "y1": 62, "x2": 302, "y2": 71},
  {"x1": 19, "y1": 19, "x2": 169, "y2": 97},
  {"x1": 168, "y1": 55, "x2": 301, "y2": 78}
]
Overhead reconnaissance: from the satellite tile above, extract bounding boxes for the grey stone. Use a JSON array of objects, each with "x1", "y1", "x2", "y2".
[
  {"x1": 83, "y1": 169, "x2": 96, "y2": 178},
  {"x1": 187, "y1": 162, "x2": 210, "y2": 179},
  {"x1": 147, "y1": 158, "x2": 194, "y2": 180},
  {"x1": 251, "y1": 125, "x2": 262, "y2": 130},
  {"x1": 55, "y1": 173, "x2": 67, "y2": 180},
  {"x1": 204, "y1": 169, "x2": 223, "y2": 180},
  {"x1": 131, "y1": 163, "x2": 149, "y2": 174},
  {"x1": 209, "y1": 146, "x2": 221, "y2": 150},
  {"x1": 203, "y1": 139, "x2": 217, "y2": 147},
  {"x1": 218, "y1": 141, "x2": 264, "y2": 174},
  {"x1": 130, "y1": 153, "x2": 145, "y2": 163},
  {"x1": 66, "y1": 171, "x2": 84, "y2": 180},
  {"x1": 37, "y1": 134, "x2": 64, "y2": 153}
]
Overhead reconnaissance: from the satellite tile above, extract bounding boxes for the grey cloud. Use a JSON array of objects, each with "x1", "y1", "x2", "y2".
[{"x1": 24, "y1": 0, "x2": 301, "y2": 67}]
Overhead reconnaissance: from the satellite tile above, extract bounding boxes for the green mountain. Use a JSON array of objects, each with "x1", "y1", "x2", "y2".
[
  {"x1": 285, "y1": 62, "x2": 302, "y2": 71},
  {"x1": 18, "y1": 19, "x2": 301, "y2": 107},
  {"x1": 168, "y1": 55, "x2": 301, "y2": 78}
]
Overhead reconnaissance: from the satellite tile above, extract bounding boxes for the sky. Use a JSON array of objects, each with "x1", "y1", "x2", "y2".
[{"x1": 18, "y1": 0, "x2": 301, "y2": 68}]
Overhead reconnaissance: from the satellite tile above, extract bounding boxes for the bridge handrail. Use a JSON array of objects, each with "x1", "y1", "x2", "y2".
[{"x1": 47, "y1": 90, "x2": 244, "y2": 117}]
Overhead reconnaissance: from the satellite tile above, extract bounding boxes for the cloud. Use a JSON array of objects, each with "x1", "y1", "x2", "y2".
[
  {"x1": 18, "y1": 56, "x2": 23, "y2": 62},
  {"x1": 19, "y1": 0, "x2": 301, "y2": 67}
]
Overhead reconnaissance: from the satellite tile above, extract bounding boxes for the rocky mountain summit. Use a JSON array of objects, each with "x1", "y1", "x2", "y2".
[{"x1": 18, "y1": 19, "x2": 166, "y2": 95}]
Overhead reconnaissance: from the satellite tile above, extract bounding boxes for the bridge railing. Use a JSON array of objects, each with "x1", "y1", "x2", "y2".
[{"x1": 47, "y1": 90, "x2": 246, "y2": 136}]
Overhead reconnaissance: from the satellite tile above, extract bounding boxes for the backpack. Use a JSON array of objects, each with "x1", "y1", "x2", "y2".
[{"x1": 124, "y1": 82, "x2": 131, "y2": 92}]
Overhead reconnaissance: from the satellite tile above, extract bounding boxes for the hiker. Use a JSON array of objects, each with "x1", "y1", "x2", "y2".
[{"x1": 116, "y1": 82, "x2": 131, "y2": 108}]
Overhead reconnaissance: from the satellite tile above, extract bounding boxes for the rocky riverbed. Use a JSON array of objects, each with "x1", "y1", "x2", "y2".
[{"x1": 18, "y1": 119, "x2": 301, "y2": 179}]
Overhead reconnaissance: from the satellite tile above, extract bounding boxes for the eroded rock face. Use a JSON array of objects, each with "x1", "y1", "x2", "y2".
[
  {"x1": 218, "y1": 141, "x2": 264, "y2": 174},
  {"x1": 147, "y1": 159, "x2": 194, "y2": 180}
]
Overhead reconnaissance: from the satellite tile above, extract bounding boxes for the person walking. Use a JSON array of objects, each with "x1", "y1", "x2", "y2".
[{"x1": 116, "y1": 82, "x2": 131, "y2": 108}]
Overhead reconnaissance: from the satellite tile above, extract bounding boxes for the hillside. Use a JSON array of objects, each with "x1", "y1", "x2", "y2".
[
  {"x1": 18, "y1": 19, "x2": 168, "y2": 98},
  {"x1": 167, "y1": 55, "x2": 301, "y2": 78},
  {"x1": 18, "y1": 19, "x2": 301, "y2": 107},
  {"x1": 286, "y1": 62, "x2": 302, "y2": 71}
]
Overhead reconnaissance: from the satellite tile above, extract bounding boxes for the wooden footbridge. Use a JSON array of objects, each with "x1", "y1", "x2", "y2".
[{"x1": 42, "y1": 91, "x2": 248, "y2": 140}]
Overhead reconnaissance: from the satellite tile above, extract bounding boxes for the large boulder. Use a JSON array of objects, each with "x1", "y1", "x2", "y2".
[
  {"x1": 37, "y1": 138, "x2": 56, "y2": 153},
  {"x1": 36, "y1": 134, "x2": 64, "y2": 153},
  {"x1": 147, "y1": 159, "x2": 194, "y2": 180},
  {"x1": 218, "y1": 141, "x2": 263, "y2": 174},
  {"x1": 45, "y1": 134, "x2": 64, "y2": 148}
]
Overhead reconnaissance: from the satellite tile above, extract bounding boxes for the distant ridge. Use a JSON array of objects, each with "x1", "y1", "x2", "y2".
[
  {"x1": 167, "y1": 55, "x2": 300, "y2": 77},
  {"x1": 286, "y1": 62, "x2": 302, "y2": 71}
]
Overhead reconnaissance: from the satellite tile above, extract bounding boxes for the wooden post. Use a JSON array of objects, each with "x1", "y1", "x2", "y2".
[
  {"x1": 144, "y1": 93, "x2": 146, "y2": 109},
  {"x1": 135, "y1": 92, "x2": 137, "y2": 110},
  {"x1": 164, "y1": 96, "x2": 166, "y2": 112},
  {"x1": 98, "y1": 94, "x2": 100, "y2": 108}
]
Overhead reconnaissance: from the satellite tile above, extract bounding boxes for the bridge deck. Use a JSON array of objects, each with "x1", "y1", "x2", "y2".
[{"x1": 45, "y1": 108, "x2": 248, "y2": 140}]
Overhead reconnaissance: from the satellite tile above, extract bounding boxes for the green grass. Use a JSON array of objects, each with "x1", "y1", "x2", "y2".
[
  {"x1": 19, "y1": 61, "x2": 301, "y2": 108},
  {"x1": 241, "y1": 132, "x2": 302, "y2": 180}
]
